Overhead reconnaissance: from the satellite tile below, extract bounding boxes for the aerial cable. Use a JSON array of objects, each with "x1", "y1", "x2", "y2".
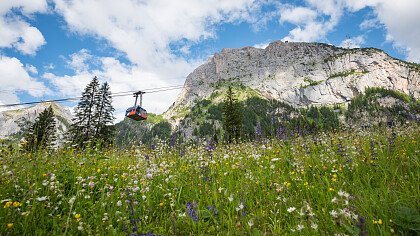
[{"x1": 0, "y1": 76, "x2": 257, "y2": 108}]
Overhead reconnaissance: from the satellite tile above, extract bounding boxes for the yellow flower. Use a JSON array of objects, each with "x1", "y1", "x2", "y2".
[
  {"x1": 332, "y1": 174, "x2": 337, "y2": 179},
  {"x1": 43, "y1": 173, "x2": 47, "y2": 177},
  {"x1": 372, "y1": 220, "x2": 377, "y2": 224},
  {"x1": 4, "y1": 201, "x2": 12, "y2": 208},
  {"x1": 7, "y1": 223, "x2": 13, "y2": 229},
  {"x1": 159, "y1": 202, "x2": 165, "y2": 208},
  {"x1": 13, "y1": 201, "x2": 21, "y2": 207},
  {"x1": 378, "y1": 219, "x2": 383, "y2": 225},
  {"x1": 332, "y1": 178, "x2": 337, "y2": 182},
  {"x1": 97, "y1": 168, "x2": 101, "y2": 173},
  {"x1": 74, "y1": 213, "x2": 81, "y2": 220},
  {"x1": 329, "y1": 187, "x2": 334, "y2": 192},
  {"x1": 304, "y1": 181, "x2": 309, "y2": 187}
]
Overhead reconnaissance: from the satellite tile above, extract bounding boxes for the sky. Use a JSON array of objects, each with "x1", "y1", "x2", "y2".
[{"x1": 1, "y1": 0, "x2": 419, "y2": 120}]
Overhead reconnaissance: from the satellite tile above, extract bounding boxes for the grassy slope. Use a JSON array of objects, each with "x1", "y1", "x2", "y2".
[{"x1": 1, "y1": 125, "x2": 419, "y2": 235}]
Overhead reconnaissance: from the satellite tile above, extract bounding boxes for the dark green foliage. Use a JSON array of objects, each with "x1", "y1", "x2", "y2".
[
  {"x1": 199, "y1": 122, "x2": 214, "y2": 137},
  {"x1": 393, "y1": 206, "x2": 420, "y2": 235},
  {"x1": 114, "y1": 117, "x2": 149, "y2": 147},
  {"x1": 114, "y1": 116, "x2": 172, "y2": 147},
  {"x1": 69, "y1": 77, "x2": 115, "y2": 148},
  {"x1": 93, "y1": 82, "x2": 115, "y2": 146},
  {"x1": 222, "y1": 86, "x2": 242, "y2": 142},
  {"x1": 301, "y1": 106, "x2": 340, "y2": 131},
  {"x1": 346, "y1": 87, "x2": 419, "y2": 126},
  {"x1": 23, "y1": 106, "x2": 56, "y2": 152},
  {"x1": 150, "y1": 121, "x2": 172, "y2": 140}
]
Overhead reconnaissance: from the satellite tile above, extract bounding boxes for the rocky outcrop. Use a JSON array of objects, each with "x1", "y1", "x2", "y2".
[
  {"x1": 164, "y1": 41, "x2": 420, "y2": 123},
  {"x1": 0, "y1": 102, "x2": 73, "y2": 142}
]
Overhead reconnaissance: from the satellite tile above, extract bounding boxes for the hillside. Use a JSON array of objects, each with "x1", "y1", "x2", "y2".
[{"x1": 0, "y1": 102, "x2": 73, "y2": 142}]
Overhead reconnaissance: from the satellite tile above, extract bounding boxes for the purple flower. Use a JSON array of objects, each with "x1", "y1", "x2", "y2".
[{"x1": 186, "y1": 202, "x2": 198, "y2": 222}]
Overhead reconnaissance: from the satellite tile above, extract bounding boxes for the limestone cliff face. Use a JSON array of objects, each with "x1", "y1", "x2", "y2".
[
  {"x1": 165, "y1": 41, "x2": 420, "y2": 122},
  {"x1": 0, "y1": 102, "x2": 73, "y2": 141}
]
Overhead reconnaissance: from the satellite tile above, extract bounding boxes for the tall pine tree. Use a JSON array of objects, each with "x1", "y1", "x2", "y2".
[
  {"x1": 222, "y1": 86, "x2": 242, "y2": 143},
  {"x1": 23, "y1": 105, "x2": 56, "y2": 152},
  {"x1": 69, "y1": 77, "x2": 100, "y2": 148},
  {"x1": 69, "y1": 77, "x2": 115, "y2": 148},
  {"x1": 93, "y1": 82, "x2": 115, "y2": 146}
]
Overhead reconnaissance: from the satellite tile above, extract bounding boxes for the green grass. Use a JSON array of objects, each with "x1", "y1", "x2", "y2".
[
  {"x1": 1, "y1": 126, "x2": 419, "y2": 235},
  {"x1": 301, "y1": 78, "x2": 325, "y2": 88}
]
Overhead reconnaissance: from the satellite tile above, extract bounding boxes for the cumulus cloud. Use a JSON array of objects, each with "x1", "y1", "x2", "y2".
[
  {"x1": 279, "y1": 6, "x2": 317, "y2": 25},
  {"x1": 279, "y1": 0, "x2": 420, "y2": 62},
  {"x1": 0, "y1": 56, "x2": 49, "y2": 105},
  {"x1": 0, "y1": 0, "x2": 48, "y2": 55},
  {"x1": 339, "y1": 35, "x2": 365, "y2": 49},
  {"x1": 48, "y1": 0, "x2": 274, "y2": 117}
]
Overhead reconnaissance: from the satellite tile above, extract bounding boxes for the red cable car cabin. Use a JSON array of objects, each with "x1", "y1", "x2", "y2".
[
  {"x1": 126, "y1": 106, "x2": 147, "y2": 120},
  {"x1": 125, "y1": 91, "x2": 147, "y2": 121}
]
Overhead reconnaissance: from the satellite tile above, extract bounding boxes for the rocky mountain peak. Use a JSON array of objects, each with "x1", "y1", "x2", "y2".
[{"x1": 164, "y1": 41, "x2": 419, "y2": 124}]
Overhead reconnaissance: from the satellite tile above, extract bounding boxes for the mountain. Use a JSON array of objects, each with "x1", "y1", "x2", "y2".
[
  {"x1": 0, "y1": 102, "x2": 73, "y2": 142},
  {"x1": 164, "y1": 41, "x2": 420, "y2": 125}
]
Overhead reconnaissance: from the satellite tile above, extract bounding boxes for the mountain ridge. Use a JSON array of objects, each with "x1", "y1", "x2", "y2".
[{"x1": 164, "y1": 41, "x2": 420, "y2": 125}]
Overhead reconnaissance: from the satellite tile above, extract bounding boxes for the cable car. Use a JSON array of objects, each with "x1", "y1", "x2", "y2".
[{"x1": 126, "y1": 91, "x2": 147, "y2": 121}]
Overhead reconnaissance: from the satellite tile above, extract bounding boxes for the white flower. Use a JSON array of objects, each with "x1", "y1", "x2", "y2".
[
  {"x1": 68, "y1": 196, "x2": 76, "y2": 205},
  {"x1": 142, "y1": 195, "x2": 146, "y2": 200},
  {"x1": 271, "y1": 158, "x2": 280, "y2": 162},
  {"x1": 228, "y1": 195, "x2": 233, "y2": 202},
  {"x1": 297, "y1": 223, "x2": 304, "y2": 231},
  {"x1": 146, "y1": 173, "x2": 153, "y2": 179},
  {"x1": 36, "y1": 196, "x2": 48, "y2": 202},
  {"x1": 116, "y1": 200, "x2": 122, "y2": 207},
  {"x1": 235, "y1": 203, "x2": 244, "y2": 212},
  {"x1": 248, "y1": 219, "x2": 254, "y2": 227},
  {"x1": 287, "y1": 207, "x2": 296, "y2": 213},
  {"x1": 331, "y1": 197, "x2": 338, "y2": 203},
  {"x1": 311, "y1": 222, "x2": 318, "y2": 230},
  {"x1": 330, "y1": 210, "x2": 338, "y2": 218}
]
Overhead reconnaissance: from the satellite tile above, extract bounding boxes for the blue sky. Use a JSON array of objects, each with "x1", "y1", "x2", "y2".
[{"x1": 0, "y1": 0, "x2": 419, "y2": 119}]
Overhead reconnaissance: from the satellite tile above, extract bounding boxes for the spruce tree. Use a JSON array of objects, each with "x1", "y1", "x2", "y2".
[
  {"x1": 93, "y1": 82, "x2": 115, "y2": 146},
  {"x1": 69, "y1": 76, "x2": 100, "y2": 148},
  {"x1": 24, "y1": 105, "x2": 56, "y2": 152},
  {"x1": 222, "y1": 86, "x2": 242, "y2": 143}
]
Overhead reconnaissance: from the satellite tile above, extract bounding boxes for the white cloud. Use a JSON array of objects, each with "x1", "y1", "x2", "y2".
[
  {"x1": 0, "y1": 0, "x2": 48, "y2": 55},
  {"x1": 66, "y1": 49, "x2": 93, "y2": 73},
  {"x1": 0, "y1": 56, "x2": 49, "y2": 105},
  {"x1": 359, "y1": 18, "x2": 381, "y2": 30},
  {"x1": 279, "y1": 1, "x2": 343, "y2": 42},
  {"x1": 25, "y1": 64, "x2": 38, "y2": 74},
  {"x1": 339, "y1": 35, "x2": 365, "y2": 48},
  {"x1": 45, "y1": 49, "x2": 186, "y2": 121},
  {"x1": 49, "y1": 0, "x2": 273, "y2": 116},
  {"x1": 371, "y1": 0, "x2": 420, "y2": 62},
  {"x1": 253, "y1": 42, "x2": 270, "y2": 49},
  {"x1": 279, "y1": 6, "x2": 317, "y2": 25},
  {"x1": 278, "y1": 0, "x2": 420, "y2": 62}
]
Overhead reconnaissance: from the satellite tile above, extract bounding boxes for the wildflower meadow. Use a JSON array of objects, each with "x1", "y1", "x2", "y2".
[{"x1": 1, "y1": 125, "x2": 419, "y2": 235}]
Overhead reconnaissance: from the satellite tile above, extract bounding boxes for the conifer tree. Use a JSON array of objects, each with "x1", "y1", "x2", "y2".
[
  {"x1": 24, "y1": 105, "x2": 56, "y2": 152},
  {"x1": 93, "y1": 82, "x2": 115, "y2": 146},
  {"x1": 222, "y1": 86, "x2": 242, "y2": 143},
  {"x1": 69, "y1": 76, "x2": 100, "y2": 148}
]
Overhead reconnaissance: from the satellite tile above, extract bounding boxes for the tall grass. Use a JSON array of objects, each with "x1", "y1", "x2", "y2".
[{"x1": 1, "y1": 125, "x2": 419, "y2": 235}]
